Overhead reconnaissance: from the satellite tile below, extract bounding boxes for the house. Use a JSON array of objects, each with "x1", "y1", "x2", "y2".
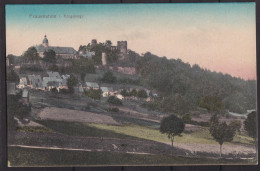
[
  {"x1": 100, "y1": 86, "x2": 114, "y2": 97},
  {"x1": 47, "y1": 81, "x2": 61, "y2": 91},
  {"x1": 17, "y1": 77, "x2": 28, "y2": 89},
  {"x1": 85, "y1": 82, "x2": 99, "y2": 90},
  {"x1": 42, "y1": 77, "x2": 62, "y2": 91},
  {"x1": 28, "y1": 75, "x2": 42, "y2": 89},
  {"x1": 61, "y1": 74, "x2": 70, "y2": 80},
  {"x1": 116, "y1": 94, "x2": 124, "y2": 100}
]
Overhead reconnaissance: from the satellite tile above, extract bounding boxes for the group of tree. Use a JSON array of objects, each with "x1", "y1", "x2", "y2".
[
  {"x1": 7, "y1": 69, "x2": 19, "y2": 83},
  {"x1": 160, "y1": 111, "x2": 256, "y2": 158},
  {"x1": 7, "y1": 93, "x2": 31, "y2": 131},
  {"x1": 143, "y1": 94, "x2": 189, "y2": 114},
  {"x1": 100, "y1": 71, "x2": 117, "y2": 84},
  {"x1": 22, "y1": 47, "x2": 40, "y2": 63},
  {"x1": 244, "y1": 111, "x2": 257, "y2": 149},
  {"x1": 67, "y1": 74, "x2": 78, "y2": 93},
  {"x1": 198, "y1": 96, "x2": 225, "y2": 113},
  {"x1": 135, "y1": 52, "x2": 256, "y2": 114},
  {"x1": 84, "y1": 89, "x2": 102, "y2": 100},
  {"x1": 120, "y1": 89, "x2": 147, "y2": 99},
  {"x1": 107, "y1": 96, "x2": 123, "y2": 105}
]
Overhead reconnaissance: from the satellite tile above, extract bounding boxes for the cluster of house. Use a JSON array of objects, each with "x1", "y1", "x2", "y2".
[
  {"x1": 15, "y1": 71, "x2": 152, "y2": 101},
  {"x1": 17, "y1": 71, "x2": 70, "y2": 92}
]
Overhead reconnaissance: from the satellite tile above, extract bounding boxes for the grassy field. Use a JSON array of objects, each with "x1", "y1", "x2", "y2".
[
  {"x1": 8, "y1": 147, "x2": 255, "y2": 166},
  {"x1": 90, "y1": 123, "x2": 254, "y2": 146},
  {"x1": 35, "y1": 120, "x2": 254, "y2": 146}
]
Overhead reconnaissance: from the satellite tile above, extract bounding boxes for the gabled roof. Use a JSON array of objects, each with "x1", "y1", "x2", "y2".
[
  {"x1": 28, "y1": 75, "x2": 42, "y2": 88},
  {"x1": 47, "y1": 71, "x2": 61, "y2": 79},
  {"x1": 100, "y1": 87, "x2": 113, "y2": 92},
  {"x1": 42, "y1": 77, "x2": 62, "y2": 87},
  {"x1": 85, "y1": 82, "x2": 99, "y2": 88},
  {"x1": 35, "y1": 44, "x2": 77, "y2": 54}
]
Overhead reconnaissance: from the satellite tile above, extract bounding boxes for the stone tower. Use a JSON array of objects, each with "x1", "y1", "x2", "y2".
[
  {"x1": 117, "y1": 41, "x2": 127, "y2": 59},
  {"x1": 102, "y1": 52, "x2": 107, "y2": 66},
  {"x1": 91, "y1": 39, "x2": 97, "y2": 47},
  {"x1": 42, "y1": 35, "x2": 49, "y2": 48}
]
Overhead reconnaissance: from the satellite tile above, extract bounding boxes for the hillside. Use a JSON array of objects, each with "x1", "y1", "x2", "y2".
[{"x1": 127, "y1": 51, "x2": 256, "y2": 114}]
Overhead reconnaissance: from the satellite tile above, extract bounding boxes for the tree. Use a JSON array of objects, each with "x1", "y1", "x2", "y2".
[
  {"x1": 129, "y1": 89, "x2": 137, "y2": 97},
  {"x1": 198, "y1": 96, "x2": 224, "y2": 113},
  {"x1": 182, "y1": 114, "x2": 192, "y2": 124},
  {"x1": 23, "y1": 47, "x2": 39, "y2": 63},
  {"x1": 229, "y1": 120, "x2": 241, "y2": 133},
  {"x1": 101, "y1": 71, "x2": 117, "y2": 84},
  {"x1": 107, "y1": 96, "x2": 122, "y2": 105},
  {"x1": 244, "y1": 111, "x2": 257, "y2": 148},
  {"x1": 85, "y1": 89, "x2": 102, "y2": 100},
  {"x1": 209, "y1": 115, "x2": 236, "y2": 158},
  {"x1": 7, "y1": 94, "x2": 31, "y2": 131},
  {"x1": 7, "y1": 69, "x2": 19, "y2": 83},
  {"x1": 137, "y1": 89, "x2": 148, "y2": 98},
  {"x1": 120, "y1": 89, "x2": 129, "y2": 97},
  {"x1": 105, "y1": 40, "x2": 112, "y2": 47},
  {"x1": 43, "y1": 50, "x2": 56, "y2": 63},
  {"x1": 67, "y1": 75, "x2": 78, "y2": 93},
  {"x1": 160, "y1": 114, "x2": 185, "y2": 156}
]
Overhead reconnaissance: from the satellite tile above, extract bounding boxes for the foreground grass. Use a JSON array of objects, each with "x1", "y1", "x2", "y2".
[
  {"x1": 8, "y1": 147, "x2": 256, "y2": 166},
  {"x1": 36, "y1": 120, "x2": 254, "y2": 146},
  {"x1": 90, "y1": 123, "x2": 254, "y2": 146}
]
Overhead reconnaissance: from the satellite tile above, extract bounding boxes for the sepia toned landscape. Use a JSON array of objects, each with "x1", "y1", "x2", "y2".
[{"x1": 6, "y1": 4, "x2": 257, "y2": 166}]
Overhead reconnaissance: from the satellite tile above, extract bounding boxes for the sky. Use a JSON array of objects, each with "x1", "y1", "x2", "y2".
[{"x1": 5, "y1": 3, "x2": 256, "y2": 80}]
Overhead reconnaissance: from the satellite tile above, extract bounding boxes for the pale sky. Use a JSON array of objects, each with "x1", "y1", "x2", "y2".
[{"x1": 6, "y1": 3, "x2": 256, "y2": 80}]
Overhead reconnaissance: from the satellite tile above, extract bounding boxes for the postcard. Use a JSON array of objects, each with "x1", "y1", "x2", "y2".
[{"x1": 5, "y1": 3, "x2": 257, "y2": 166}]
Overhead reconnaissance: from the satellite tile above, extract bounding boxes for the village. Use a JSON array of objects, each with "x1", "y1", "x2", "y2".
[
  {"x1": 6, "y1": 35, "x2": 257, "y2": 166},
  {"x1": 7, "y1": 35, "x2": 156, "y2": 104}
]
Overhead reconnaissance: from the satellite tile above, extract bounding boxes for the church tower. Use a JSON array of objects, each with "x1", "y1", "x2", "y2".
[{"x1": 42, "y1": 35, "x2": 49, "y2": 47}]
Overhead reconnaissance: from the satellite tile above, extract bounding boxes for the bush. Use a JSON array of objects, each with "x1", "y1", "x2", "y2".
[
  {"x1": 20, "y1": 64, "x2": 43, "y2": 73},
  {"x1": 107, "y1": 107, "x2": 119, "y2": 113},
  {"x1": 107, "y1": 96, "x2": 122, "y2": 105},
  {"x1": 137, "y1": 89, "x2": 148, "y2": 98},
  {"x1": 101, "y1": 71, "x2": 117, "y2": 84},
  {"x1": 84, "y1": 89, "x2": 102, "y2": 100},
  {"x1": 59, "y1": 88, "x2": 70, "y2": 94},
  {"x1": 182, "y1": 114, "x2": 192, "y2": 124}
]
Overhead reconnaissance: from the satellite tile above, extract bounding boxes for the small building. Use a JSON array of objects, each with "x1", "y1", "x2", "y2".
[
  {"x1": 116, "y1": 94, "x2": 124, "y2": 100},
  {"x1": 7, "y1": 82, "x2": 16, "y2": 95},
  {"x1": 100, "y1": 86, "x2": 114, "y2": 97},
  {"x1": 85, "y1": 82, "x2": 99, "y2": 90},
  {"x1": 21, "y1": 89, "x2": 29, "y2": 104},
  {"x1": 17, "y1": 77, "x2": 28, "y2": 89}
]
